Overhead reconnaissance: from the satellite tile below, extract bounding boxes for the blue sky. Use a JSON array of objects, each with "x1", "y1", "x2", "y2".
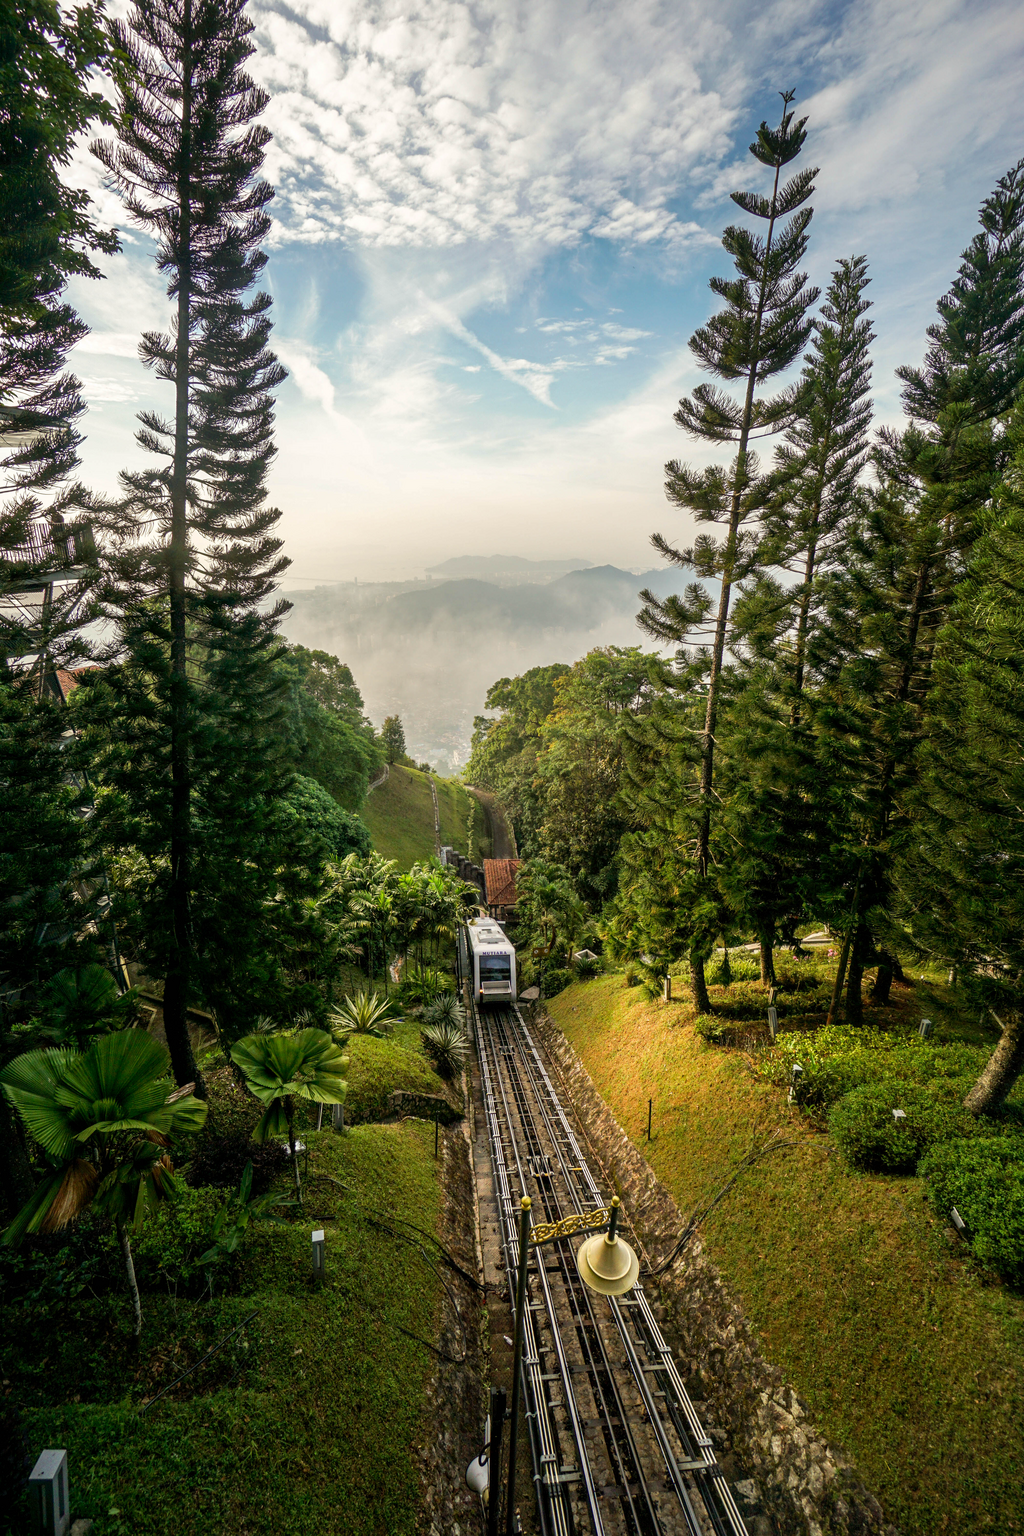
[{"x1": 67, "y1": 0, "x2": 1024, "y2": 583}]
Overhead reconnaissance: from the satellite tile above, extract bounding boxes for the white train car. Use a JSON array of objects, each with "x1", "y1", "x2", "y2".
[{"x1": 466, "y1": 916, "x2": 517, "y2": 1006}]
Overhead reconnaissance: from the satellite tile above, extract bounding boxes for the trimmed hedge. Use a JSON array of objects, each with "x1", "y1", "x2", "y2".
[
  {"x1": 761, "y1": 1026, "x2": 990, "y2": 1118},
  {"x1": 920, "y1": 1138, "x2": 1024, "y2": 1282},
  {"x1": 828, "y1": 1078, "x2": 981, "y2": 1173}
]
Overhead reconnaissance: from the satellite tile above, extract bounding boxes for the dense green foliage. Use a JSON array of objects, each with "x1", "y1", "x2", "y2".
[
  {"x1": 920, "y1": 1137, "x2": 1024, "y2": 1281},
  {"x1": 469, "y1": 140, "x2": 1024, "y2": 1117}
]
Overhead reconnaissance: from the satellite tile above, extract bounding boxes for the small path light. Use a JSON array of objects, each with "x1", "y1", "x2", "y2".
[
  {"x1": 919, "y1": 1019, "x2": 933, "y2": 1039},
  {"x1": 311, "y1": 1228, "x2": 325, "y2": 1286},
  {"x1": 788, "y1": 1062, "x2": 804, "y2": 1104},
  {"x1": 29, "y1": 1449, "x2": 69, "y2": 1536},
  {"x1": 951, "y1": 1207, "x2": 967, "y2": 1234},
  {"x1": 892, "y1": 1108, "x2": 907, "y2": 1122},
  {"x1": 767, "y1": 1006, "x2": 778, "y2": 1043},
  {"x1": 663, "y1": 975, "x2": 672, "y2": 1002}
]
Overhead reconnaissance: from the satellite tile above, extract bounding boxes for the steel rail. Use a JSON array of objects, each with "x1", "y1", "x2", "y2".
[
  {"x1": 496, "y1": 1001, "x2": 749, "y2": 1536},
  {"x1": 488, "y1": 1008, "x2": 665, "y2": 1536},
  {"x1": 477, "y1": 1001, "x2": 579, "y2": 1536},
  {"x1": 502, "y1": 1008, "x2": 711, "y2": 1536}
]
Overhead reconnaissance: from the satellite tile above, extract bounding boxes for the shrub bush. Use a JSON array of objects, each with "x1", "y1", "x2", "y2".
[
  {"x1": 828, "y1": 1078, "x2": 981, "y2": 1173},
  {"x1": 708, "y1": 952, "x2": 760, "y2": 985},
  {"x1": 920, "y1": 1138, "x2": 1024, "y2": 1282},
  {"x1": 694, "y1": 1014, "x2": 724, "y2": 1043},
  {"x1": 573, "y1": 952, "x2": 602, "y2": 980},
  {"x1": 186, "y1": 1130, "x2": 286, "y2": 1194},
  {"x1": 759, "y1": 1025, "x2": 990, "y2": 1116},
  {"x1": 541, "y1": 967, "x2": 574, "y2": 997}
]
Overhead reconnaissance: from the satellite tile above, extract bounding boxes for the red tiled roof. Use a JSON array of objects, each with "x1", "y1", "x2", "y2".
[
  {"x1": 484, "y1": 858, "x2": 520, "y2": 907},
  {"x1": 55, "y1": 666, "x2": 96, "y2": 700}
]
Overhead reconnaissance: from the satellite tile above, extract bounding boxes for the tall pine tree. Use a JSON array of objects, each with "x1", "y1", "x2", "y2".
[
  {"x1": 90, "y1": 0, "x2": 288, "y2": 1088},
  {"x1": 815, "y1": 160, "x2": 1024, "y2": 1024},
  {"x1": 637, "y1": 91, "x2": 819, "y2": 1009}
]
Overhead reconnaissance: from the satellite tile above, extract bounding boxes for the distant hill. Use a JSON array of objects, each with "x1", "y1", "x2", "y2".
[
  {"x1": 384, "y1": 564, "x2": 694, "y2": 636},
  {"x1": 281, "y1": 563, "x2": 714, "y2": 773},
  {"x1": 361, "y1": 765, "x2": 492, "y2": 869},
  {"x1": 426, "y1": 554, "x2": 593, "y2": 584}
]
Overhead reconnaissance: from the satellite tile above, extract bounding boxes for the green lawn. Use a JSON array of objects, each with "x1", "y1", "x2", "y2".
[
  {"x1": 2, "y1": 1076, "x2": 445, "y2": 1536},
  {"x1": 361, "y1": 765, "x2": 490, "y2": 868},
  {"x1": 548, "y1": 975, "x2": 1024, "y2": 1536}
]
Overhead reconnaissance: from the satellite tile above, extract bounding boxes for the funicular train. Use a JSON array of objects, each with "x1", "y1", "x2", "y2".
[{"x1": 464, "y1": 915, "x2": 518, "y2": 1006}]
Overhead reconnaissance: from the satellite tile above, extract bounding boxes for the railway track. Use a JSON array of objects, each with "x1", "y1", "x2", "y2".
[{"x1": 475, "y1": 1000, "x2": 749, "y2": 1536}]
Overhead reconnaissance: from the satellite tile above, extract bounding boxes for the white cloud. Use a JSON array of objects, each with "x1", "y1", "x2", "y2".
[{"x1": 248, "y1": 0, "x2": 735, "y2": 251}]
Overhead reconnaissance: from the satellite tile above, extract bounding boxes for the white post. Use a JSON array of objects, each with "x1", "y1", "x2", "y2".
[
  {"x1": 29, "y1": 1449, "x2": 69, "y2": 1536},
  {"x1": 663, "y1": 975, "x2": 672, "y2": 1001}
]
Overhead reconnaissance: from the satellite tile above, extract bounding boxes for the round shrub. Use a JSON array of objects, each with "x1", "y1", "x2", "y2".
[
  {"x1": 828, "y1": 1078, "x2": 979, "y2": 1173},
  {"x1": 541, "y1": 967, "x2": 573, "y2": 998},
  {"x1": 920, "y1": 1137, "x2": 1024, "y2": 1282}
]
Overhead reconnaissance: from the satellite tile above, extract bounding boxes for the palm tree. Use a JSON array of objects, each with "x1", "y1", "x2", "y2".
[
  {"x1": 0, "y1": 1031, "x2": 208, "y2": 1336},
  {"x1": 230, "y1": 1029, "x2": 348, "y2": 1201}
]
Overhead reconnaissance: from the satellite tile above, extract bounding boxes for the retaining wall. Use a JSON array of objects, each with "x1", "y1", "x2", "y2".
[{"x1": 531, "y1": 1009, "x2": 900, "y2": 1536}]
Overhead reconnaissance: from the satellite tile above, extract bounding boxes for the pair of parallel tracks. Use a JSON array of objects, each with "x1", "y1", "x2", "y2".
[{"x1": 475, "y1": 1000, "x2": 749, "y2": 1536}]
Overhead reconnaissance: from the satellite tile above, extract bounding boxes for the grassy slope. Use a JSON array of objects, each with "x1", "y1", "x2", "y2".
[
  {"x1": 361, "y1": 764, "x2": 490, "y2": 869},
  {"x1": 361, "y1": 765, "x2": 437, "y2": 866},
  {"x1": 345, "y1": 1016, "x2": 457, "y2": 1121},
  {"x1": 5, "y1": 1093, "x2": 444, "y2": 1536},
  {"x1": 438, "y1": 777, "x2": 492, "y2": 862},
  {"x1": 549, "y1": 976, "x2": 1024, "y2": 1536}
]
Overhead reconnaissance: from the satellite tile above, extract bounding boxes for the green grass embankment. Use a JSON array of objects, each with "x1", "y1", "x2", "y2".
[
  {"x1": 345, "y1": 1016, "x2": 459, "y2": 1122},
  {"x1": 2, "y1": 1049, "x2": 447, "y2": 1536},
  {"x1": 361, "y1": 764, "x2": 490, "y2": 868},
  {"x1": 548, "y1": 975, "x2": 1024, "y2": 1536}
]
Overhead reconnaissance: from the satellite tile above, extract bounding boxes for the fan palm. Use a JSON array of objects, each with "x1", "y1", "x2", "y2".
[
  {"x1": 230, "y1": 1029, "x2": 348, "y2": 1199},
  {"x1": 0, "y1": 1031, "x2": 208, "y2": 1335}
]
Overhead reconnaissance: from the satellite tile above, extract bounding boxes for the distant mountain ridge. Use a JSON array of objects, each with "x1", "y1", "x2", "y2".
[
  {"x1": 386, "y1": 564, "x2": 692, "y2": 634},
  {"x1": 426, "y1": 553, "x2": 593, "y2": 584}
]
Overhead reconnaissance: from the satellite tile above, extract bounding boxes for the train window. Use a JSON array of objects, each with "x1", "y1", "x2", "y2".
[{"x1": 480, "y1": 955, "x2": 511, "y2": 982}]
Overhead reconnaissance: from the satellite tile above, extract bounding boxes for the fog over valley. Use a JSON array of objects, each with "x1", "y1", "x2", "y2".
[{"x1": 278, "y1": 556, "x2": 691, "y2": 772}]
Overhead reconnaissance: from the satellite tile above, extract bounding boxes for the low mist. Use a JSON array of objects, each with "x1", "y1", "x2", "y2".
[{"x1": 278, "y1": 559, "x2": 690, "y2": 773}]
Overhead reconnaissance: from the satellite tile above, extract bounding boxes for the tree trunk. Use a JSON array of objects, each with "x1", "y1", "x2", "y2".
[
  {"x1": 964, "y1": 1010, "x2": 1024, "y2": 1116},
  {"x1": 845, "y1": 923, "x2": 867, "y2": 1027},
  {"x1": 871, "y1": 951, "x2": 895, "y2": 1003},
  {"x1": 117, "y1": 1219, "x2": 143, "y2": 1339},
  {"x1": 690, "y1": 955, "x2": 711, "y2": 1014},
  {"x1": 0, "y1": 1095, "x2": 35, "y2": 1222},
  {"x1": 287, "y1": 1099, "x2": 302, "y2": 1202},
  {"x1": 163, "y1": 4, "x2": 203, "y2": 1099},
  {"x1": 759, "y1": 935, "x2": 776, "y2": 987}
]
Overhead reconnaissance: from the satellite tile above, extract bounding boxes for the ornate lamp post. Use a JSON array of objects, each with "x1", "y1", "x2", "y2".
[{"x1": 503, "y1": 1194, "x2": 639, "y2": 1536}]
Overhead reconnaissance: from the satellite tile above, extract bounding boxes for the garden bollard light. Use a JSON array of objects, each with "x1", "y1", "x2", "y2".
[
  {"x1": 919, "y1": 1019, "x2": 932, "y2": 1039},
  {"x1": 29, "y1": 1449, "x2": 69, "y2": 1536},
  {"x1": 311, "y1": 1228, "x2": 325, "y2": 1286},
  {"x1": 663, "y1": 975, "x2": 672, "y2": 1001},
  {"x1": 767, "y1": 1006, "x2": 778, "y2": 1042},
  {"x1": 788, "y1": 1062, "x2": 803, "y2": 1105}
]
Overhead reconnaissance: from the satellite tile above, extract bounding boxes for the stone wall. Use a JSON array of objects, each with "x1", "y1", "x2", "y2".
[
  {"x1": 531, "y1": 1010, "x2": 900, "y2": 1536},
  {"x1": 413, "y1": 1114, "x2": 488, "y2": 1536}
]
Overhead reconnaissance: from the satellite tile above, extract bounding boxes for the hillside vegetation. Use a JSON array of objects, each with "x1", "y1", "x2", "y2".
[
  {"x1": 3, "y1": 1067, "x2": 444, "y2": 1536},
  {"x1": 548, "y1": 974, "x2": 1024, "y2": 1536},
  {"x1": 361, "y1": 765, "x2": 491, "y2": 869}
]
